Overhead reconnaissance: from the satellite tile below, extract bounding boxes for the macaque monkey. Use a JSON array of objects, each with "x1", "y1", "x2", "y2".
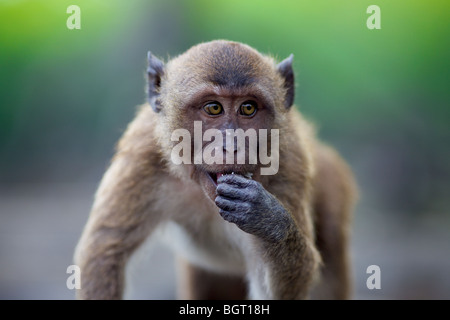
[{"x1": 74, "y1": 40, "x2": 356, "y2": 300}]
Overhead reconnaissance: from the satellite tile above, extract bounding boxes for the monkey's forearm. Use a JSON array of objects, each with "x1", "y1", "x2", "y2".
[
  {"x1": 254, "y1": 225, "x2": 319, "y2": 299},
  {"x1": 75, "y1": 249, "x2": 126, "y2": 299},
  {"x1": 75, "y1": 218, "x2": 155, "y2": 299},
  {"x1": 74, "y1": 155, "x2": 162, "y2": 299}
]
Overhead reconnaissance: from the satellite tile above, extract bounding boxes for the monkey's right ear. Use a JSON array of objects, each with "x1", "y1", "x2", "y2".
[
  {"x1": 277, "y1": 54, "x2": 295, "y2": 109},
  {"x1": 147, "y1": 51, "x2": 165, "y2": 113}
]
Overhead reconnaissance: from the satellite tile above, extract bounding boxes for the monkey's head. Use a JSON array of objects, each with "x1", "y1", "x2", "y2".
[{"x1": 147, "y1": 40, "x2": 295, "y2": 202}]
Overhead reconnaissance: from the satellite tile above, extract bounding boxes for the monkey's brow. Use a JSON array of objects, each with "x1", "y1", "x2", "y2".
[{"x1": 182, "y1": 84, "x2": 276, "y2": 111}]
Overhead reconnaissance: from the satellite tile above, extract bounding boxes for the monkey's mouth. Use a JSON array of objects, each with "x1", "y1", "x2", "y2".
[{"x1": 198, "y1": 167, "x2": 258, "y2": 203}]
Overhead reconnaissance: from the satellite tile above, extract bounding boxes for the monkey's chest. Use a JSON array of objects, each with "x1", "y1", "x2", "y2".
[{"x1": 160, "y1": 217, "x2": 247, "y2": 275}]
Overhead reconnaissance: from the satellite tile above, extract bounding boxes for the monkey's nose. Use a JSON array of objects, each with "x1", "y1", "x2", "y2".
[{"x1": 223, "y1": 135, "x2": 238, "y2": 154}]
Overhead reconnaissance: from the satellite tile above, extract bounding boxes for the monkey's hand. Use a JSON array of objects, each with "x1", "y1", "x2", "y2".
[{"x1": 215, "y1": 174, "x2": 294, "y2": 242}]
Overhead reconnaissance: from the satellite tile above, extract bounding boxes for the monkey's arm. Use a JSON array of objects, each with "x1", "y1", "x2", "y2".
[
  {"x1": 74, "y1": 105, "x2": 171, "y2": 299},
  {"x1": 215, "y1": 174, "x2": 320, "y2": 299},
  {"x1": 74, "y1": 153, "x2": 164, "y2": 299}
]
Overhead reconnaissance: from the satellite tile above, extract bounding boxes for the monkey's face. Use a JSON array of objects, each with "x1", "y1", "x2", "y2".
[
  {"x1": 181, "y1": 86, "x2": 278, "y2": 202},
  {"x1": 151, "y1": 41, "x2": 291, "y2": 203}
]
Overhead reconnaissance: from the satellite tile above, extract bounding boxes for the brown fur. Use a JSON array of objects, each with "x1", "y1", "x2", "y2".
[{"x1": 75, "y1": 40, "x2": 356, "y2": 299}]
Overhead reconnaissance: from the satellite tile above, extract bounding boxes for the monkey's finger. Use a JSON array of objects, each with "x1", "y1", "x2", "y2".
[
  {"x1": 217, "y1": 183, "x2": 257, "y2": 201},
  {"x1": 215, "y1": 196, "x2": 238, "y2": 211},
  {"x1": 219, "y1": 208, "x2": 255, "y2": 234},
  {"x1": 215, "y1": 196, "x2": 251, "y2": 213},
  {"x1": 218, "y1": 209, "x2": 239, "y2": 224},
  {"x1": 217, "y1": 174, "x2": 254, "y2": 188}
]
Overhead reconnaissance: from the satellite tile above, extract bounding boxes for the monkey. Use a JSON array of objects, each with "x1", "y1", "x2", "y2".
[{"x1": 74, "y1": 40, "x2": 357, "y2": 300}]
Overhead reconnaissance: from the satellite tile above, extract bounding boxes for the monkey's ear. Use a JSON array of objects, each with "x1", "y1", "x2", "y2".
[
  {"x1": 277, "y1": 54, "x2": 295, "y2": 109},
  {"x1": 147, "y1": 51, "x2": 165, "y2": 113}
]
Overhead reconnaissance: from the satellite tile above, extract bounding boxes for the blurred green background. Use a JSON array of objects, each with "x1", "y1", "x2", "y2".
[{"x1": 0, "y1": 0, "x2": 449, "y2": 299}]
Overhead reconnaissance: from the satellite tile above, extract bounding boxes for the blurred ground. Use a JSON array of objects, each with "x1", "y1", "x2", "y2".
[{"x1": 1, "y1": 173, "x2": 449, "y2": 299}]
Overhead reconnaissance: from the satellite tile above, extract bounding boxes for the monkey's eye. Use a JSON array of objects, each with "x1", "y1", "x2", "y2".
[
  {"x1": 203, "y1": 102, "x2": 223, "y2": 116},
  {"x1": 240, "y1": 101, "x2": 257, "y2": 116}
]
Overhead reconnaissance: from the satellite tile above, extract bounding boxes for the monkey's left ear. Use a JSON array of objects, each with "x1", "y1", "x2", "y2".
[
  {"x1": 277, "y1": 54, "x2": 295, "y2": 109},
  {"x1": 147, "y1": 51, "x2": 165, "y2": 113}
]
